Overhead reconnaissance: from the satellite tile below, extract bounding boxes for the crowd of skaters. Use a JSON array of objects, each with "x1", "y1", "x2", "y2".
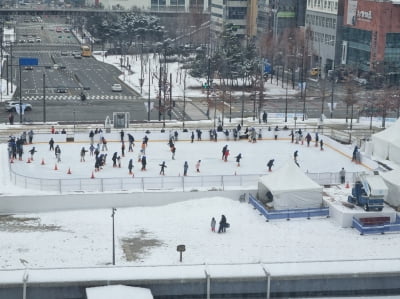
[{"x1": 7, "y1": 124, "x2": 344, "y2": 178}]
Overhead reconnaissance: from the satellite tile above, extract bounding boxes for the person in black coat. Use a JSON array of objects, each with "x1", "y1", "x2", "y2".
[
  {"x1": 159, "y1": 161, "x2": 167, "y2": 175},
  {"x1": 183, "y1": 161, "x2": 189, "y2": 176},
  {"x1": 49, "y1": 138, "x2": 55, "y2": 151},
  {"x1": 141, "y1": 155, "x2": 147, "y2": 171},
  {"x1": 112, "y1": 152, "x2": 118, "y2": 168},
  {"x1": 267, "y1": 159, "x2": 274, "y2": 172},
  {"x1": 218, "y1": 215, "x2": 227, "y2": 233},
  {"x1": 222, "y1": 145, "x2": 228, "y2": 160},
  {"x1": 128, "y1": 159, "x2": 134, "y2": 174},
  {"x1": 120, "y1": 130, "x2": 124, "y2": 142},
  {"x1": 29, "y1": 147, "x2": 37, "y2": 160},
  {"x1": 191, "y1": 131, "x2": 194, "y2": 143},
  {"x1": 235, "y1": 153, "x2": 242, "y2": 167}
]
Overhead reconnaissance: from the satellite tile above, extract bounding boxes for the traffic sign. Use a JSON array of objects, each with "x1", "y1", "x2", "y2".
[{"x1": 19, "y1": 58, "x2": 39, "y2": 66}]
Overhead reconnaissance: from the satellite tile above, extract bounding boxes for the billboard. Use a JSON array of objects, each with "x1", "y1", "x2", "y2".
[{"x1": 346, "y1": 0, "x2": 358, "y2": 26}]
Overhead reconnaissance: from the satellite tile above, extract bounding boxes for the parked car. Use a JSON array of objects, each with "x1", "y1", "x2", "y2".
[
  {"x1": 5, "y1": 101, "x2": 32, "y2": 112},
  {"x1": 61, "y1": 51, "x2": 69, "y2": 56},
  {"x1": 55, "y1": 87, "x2": 68, "y2": 93},
  {"x1": 111, "y1": 83, "x2": 122, "y2": 92},
  {"x1": 24, "y1": 65, "x2": 33, "y2": 70},
  {"x1": 73, "y1": 53, "x2": 82, "y2": 59}
]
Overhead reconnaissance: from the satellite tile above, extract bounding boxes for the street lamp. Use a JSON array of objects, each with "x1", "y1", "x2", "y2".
[{"x1": 111, "y1": 207, "x2": 116, "y2": 265}]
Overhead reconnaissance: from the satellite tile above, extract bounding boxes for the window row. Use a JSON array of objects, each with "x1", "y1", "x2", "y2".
[
  {"x1": 310, "y1": 31, "x2": 335, "y2": 46},
  {"x1": 307, "y1": 0, "x2": 338, "y2": 12},
  {"x1": 306, "y1": 14, "x2": 337, "y2": 29}
]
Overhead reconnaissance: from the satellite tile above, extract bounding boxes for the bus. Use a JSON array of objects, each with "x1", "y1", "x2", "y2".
[{"x1": 81, "y1": 45, "x2": 92, "y2": 57}]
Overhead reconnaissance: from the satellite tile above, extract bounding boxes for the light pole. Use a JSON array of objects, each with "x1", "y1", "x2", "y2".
[{"x1": 111, "y1": 207, "x2": 116, "y2": 265}]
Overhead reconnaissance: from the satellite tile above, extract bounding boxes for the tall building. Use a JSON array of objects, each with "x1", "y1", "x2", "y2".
[
  {"x1": 305, "y1": 0, "x2": 344, "y2": 76},
  {"x1": 341, "y1": 0, "x2": 400, "y2": 82}
]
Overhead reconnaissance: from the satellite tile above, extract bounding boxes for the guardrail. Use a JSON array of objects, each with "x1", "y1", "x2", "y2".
[
  {"x1": 248, "y1": 194, "x2": 329, "y2": 221},
  {"x1": 352, "y1": 216, "x2": 400, "y2": 235},
  {"x1": 9, "y1": 162, "x2": 359, "y2": 193}
]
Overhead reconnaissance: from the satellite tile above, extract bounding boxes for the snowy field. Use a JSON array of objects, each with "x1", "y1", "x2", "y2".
[{"x1": 0, "y1": 132, "x2": 397, "y2": 270}]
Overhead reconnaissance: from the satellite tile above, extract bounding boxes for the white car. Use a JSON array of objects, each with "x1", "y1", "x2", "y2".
[
  {"x1": 5, "y1": 101, "x2": 32, "y2": 112},
  {"x1": 111, "y1": 83, "x2": 122, "y2": 92}
]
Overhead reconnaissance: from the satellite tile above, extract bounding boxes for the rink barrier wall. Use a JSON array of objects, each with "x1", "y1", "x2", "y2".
[{"x1": 8, "y1": 169, "x2": 360, "y2": 194}]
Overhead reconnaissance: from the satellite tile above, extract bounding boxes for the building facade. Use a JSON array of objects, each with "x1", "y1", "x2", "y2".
[
  {"x1": 342, "y1": 0, "x2": 400, "y2": 82},
  {"x1": 305, "y1": 0, "x2": 344, "y2": 76}
]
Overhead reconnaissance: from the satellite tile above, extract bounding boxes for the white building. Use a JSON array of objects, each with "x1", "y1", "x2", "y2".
[{"x1": 88, "y1": 0, "x2": 207, "y2": 11}]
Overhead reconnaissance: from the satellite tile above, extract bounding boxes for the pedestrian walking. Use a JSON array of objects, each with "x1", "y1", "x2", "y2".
[
  {"x1": 267, "y1": 159, "x2": 275, "y2": 172},
  {"x1": 80, "y1": 147, "x2": 88, "y2": 162},
  {"x1": 339, "y1": 167, "x2": 346, "y2": 184},
  {"x1": 159, "y1": 161, "x2": 167, "y2": 175},
  {"x1": 195, "y1": 160, "x2": 201, "y2": 173},
  {"x1": 211, "y1": 217, "x2": 216, "y2": 232},
  {"x1": 196, "y1": 129, "x2": 202, "y2": 141},
  {"x1": 191, "y1": 131, "x2": 194, "y2": 143},
  {"x1": 120, "y1": 129, "x2": 125, "y2": 142},
  {"x1": 143, "y1": 135, "x2": 149, "y2": 147},
  {"x1": 183, "y1": 161, "x2": 189, "y2": 176},
  {"x1": 235, "y1": 153, "x2": 242, "y2": 167},
  {"x1": 128, "y1": 159, "x2": 134, "y2": 174},
  {"x1": 320, "y1": 139, "x2": 324, "y2": 151},
  {"x1": 315, "y1": 132, "x2": 319, "y2": 147},
  {"x1": 117, "y1": 156, "x2": 121, "y2": 168},
  {"x1": 49, "y1": 138, "x2": 55, "y2": 151}
]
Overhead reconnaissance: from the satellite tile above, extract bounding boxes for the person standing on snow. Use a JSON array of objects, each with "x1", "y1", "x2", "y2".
[
  {"x1": 305, "y1": 133, "x2": 312, "y2": 147},
  {"x1": 55, "y1": 145, "x2": 61, "y2": 162},
  {"x1": 183, "y1": 161, "x2": 189, "y2": 176},
  {"x1": 191, "y1": 131, "x2": 194, "y2": 143},
  {"x1": 159, "y1": 161, "x2": 167, "y2": 175},
  {"x1": 235, "y1": 153, "x2": 242, "y2": 167},
  {"x1": 28, "y1": 130, "x2": 34, "y2": 144},
  {"x1": 141, "y1": 155, "x2": 147, "y2": 171},
  {"x1": 89, "y1": 130, "x2": 94, "y2": 145},
  {"x1": 128, "y1": 134, "x2": 135, "y2": 151},
  {"x1": 222, "y1": 145, "x2": 228, "y2": 160},
  {"x1": 121, "y1": 142, "x2": 125, "y2": 157},
  {"x1": 289, "y1": 130, "x2": 294, "y2": 143},
  {"x1": 112, "y1": 152, "x2": 118, "y2": 167},
  {"x1": 224, "y1": 149, "x2": 230, "y2": 162},
  {"x1": 128, "y1": 159, "x2": 134, "y2": 174},
  {"x1": 80, "y1": 147, "x2": 88, "y2": 162},
  {"x1": 320, "y1": 139, "x2": 324, "y2": 151},
  {"x1": 211, "y1": 217, "x2": 216, "y2": 232},
  {"x1": 101, "y1": 137, "x2": 108, "y2": 151},
  {"x1": 29, "y1": 146, "x2": 37, "y2": 161},
  {"x1": 195, "y1": 160, "x2": 201, "y2": 173},
  {"x1": 49, "y1": 138, "x2": 55, "y2": 151},
  {"x1": 120, "y1": 130, "x2": 125, "y2": 142},
  {"x1": 218, "y1": 215, "x2": 227, "y2": 233},
  {"x1": 267, "y1": 159, "x2": 275, "y2": 172},
  {"x1": 339, "y1": 167, "x2": 346, "y2": 184},
  {"x1": 294, "y1": 150, "x2": 299, "y2": 167},
  {"x1": 352, "y1": 146, "x2": 358, "y2": 162},
  {"x1": 171, "y1": 145, "x2": 176, "y2": 160}
]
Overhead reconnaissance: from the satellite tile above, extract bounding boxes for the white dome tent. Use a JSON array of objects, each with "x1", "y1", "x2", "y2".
[
  {"x1": 371, "y1": 118, "x2": 400, "y2": 164},
  {"x1": 257, "y1": 159, "x2": 323, "y2": 210},
  {"x1": 381, "y1": 169, "x2": 400, "y2": 208}
]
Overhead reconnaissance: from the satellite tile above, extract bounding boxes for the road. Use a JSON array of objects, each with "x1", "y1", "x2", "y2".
[{"x1": 1, "y1": 15, "x2": 157, "y2": 123}]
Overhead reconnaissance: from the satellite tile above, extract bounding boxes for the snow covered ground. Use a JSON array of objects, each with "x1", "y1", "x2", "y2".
[{"x1": 0, "y1": 131, "x2": 398, "y2": 270}]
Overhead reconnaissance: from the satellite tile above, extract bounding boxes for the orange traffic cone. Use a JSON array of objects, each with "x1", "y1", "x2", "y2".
[
  {"x1": 27, "y1": 158, "x2": 31, "y2": 163},
  {"x1": 345, "y1": 182, "x2": 350, "y2": 188},
  {"x1": 41, "y1": 158, "x2": 45, "y2": 165},
  {"x1": 54, "y1": 164, "x2": 58, "y2": 170},
  {"x1": 91, "y1": 171, "x2": 95, "y2": 179},
  {"x1": 67, "y1": 168, "x2": 71, "y2": 174}
]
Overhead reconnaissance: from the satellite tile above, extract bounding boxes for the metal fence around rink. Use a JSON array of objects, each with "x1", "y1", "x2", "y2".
[{"x1": 9, "y1": 166, "x2": 360, "y2": 193}]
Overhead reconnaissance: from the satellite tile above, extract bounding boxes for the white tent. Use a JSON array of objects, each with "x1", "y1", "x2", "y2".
[
  {"x1": 86, "y1": 285, "x2": 153, "y2": 299},
  {"x1": 371, "y1": 118, "x2": 400, "y2": 164},
  {"x1": 257, "y1": 159, "x2": 323, "y2": 210},
  {"x1": 381, "y1": 169, "x2": 400, "y2": 208}
]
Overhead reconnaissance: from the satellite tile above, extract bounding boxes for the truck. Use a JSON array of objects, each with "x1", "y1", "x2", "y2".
[{"x1": 348, "y1": 172, "x2": 388, "y2": 211}]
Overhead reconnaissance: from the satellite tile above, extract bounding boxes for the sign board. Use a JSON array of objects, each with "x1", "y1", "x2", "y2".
[{"x1": 19, "y1": 58, "x2": 39, "y2": 66}]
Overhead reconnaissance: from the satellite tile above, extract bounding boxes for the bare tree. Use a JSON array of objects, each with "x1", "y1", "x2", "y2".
[{"x1": 343, "y1": 80, "x2": 359, "y2": 130}]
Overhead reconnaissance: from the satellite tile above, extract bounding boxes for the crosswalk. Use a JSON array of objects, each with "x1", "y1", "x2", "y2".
[{"x1": 21, "y1": 94, "x2": 137, "y2": 101}]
